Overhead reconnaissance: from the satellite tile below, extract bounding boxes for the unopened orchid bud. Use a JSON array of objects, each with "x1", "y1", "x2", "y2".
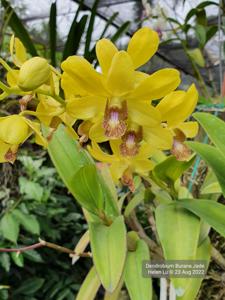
[{"x1": 18, "y1": 57, "x2": 51, "y2": 91}]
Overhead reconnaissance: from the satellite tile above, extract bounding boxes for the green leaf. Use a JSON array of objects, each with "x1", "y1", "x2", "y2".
[
  {"x1": 100, "y1": 12, "x2": 119, "y2": 39},
  {"x1": 47, "y1": 125, "x2": 93, "y2": 180},
  {"x1": 89, "y1": 216, "x2": 127, "y2": 292},
  {"x1": 206, "y1": 26, "x2": 217, "y2": 43},
  {"x1": 200, "y1": 169, "x2": 222, "y2": 195},
  {"x1": 19, "y1": 177, "x2": 44, "y2": 202},
  {"x1": 104, "y1": 276, "x2": 124, "y2": 300},
  {"x1": 48, "y1": 125, "x2": 118, "y2": 217},
  {"x1": 1, "y1": 0, "x2": 37, "y2": 56},
  {"x1": 11, "y1": 252, "x2": 24, "y2": 267},
  {"x1": 84, "y1": 0, "x2": 99, "y2": 59},
  {"x1": 196, "y1": 8, "x2": 207, "y2": 26},
  {"x1": 187, "y1": 48, "x2": 205, "y2": 67},
  {"x1": 176, "y1": 199, "x2": 225, "y2": 238},
  {"x1": 49, "y1": 2, "x2": 57, "y2": 66},
  {"x1": 62, "y1": 14, "x2": 88, "y2": 61},
  {"x1": 12, "y1": 209, "x2": 40, "y2": 235},
  {"x1": 13, "y1": 277, "x2": 44, "y2": 296},
  {"x1": 23, "y1": 249, "x2": 44, "y2": 263},
  {"x1": 124, "y1": 188, "x2": 145, "y2": 217},
  {"x1": 111, "y1": 21, "x2": 130, "y2": 43},
  {"x1": 0, "y1": 253, "x2": 10, "y2": 272},
  {"x1": 155, "y1": 204, "x2": 200, "y2": 297},
  {"x1": 187, "y1": 142, "x2": 225, "y2": 196},
  {"x1": 71, "y1": 165, "x2": 104, "y2": 214},
  {"x1": 177, "y1": 237, "x2": 211, "y2": 300},
  {"x1": 124, "y1": 239, "x2": 152, "y2": 300},
  {"x1": 76, "y1": 266, "x2": 101, "y2": 300},
  {"x1": 0, "y1": 213, "x2": 19, "y2": 243},
  {"x1": 193, "y1": 112, "x2": 225, "y2": 153},
  {"x1": 153, "y1": 155, "x2": 195, "y2": 185},
  {"x1": 185, "y1": 1, "x2": 218, "y2": 24},
  {"x1": 195, "y1": 24, "x2": 206, "y2": 48}
]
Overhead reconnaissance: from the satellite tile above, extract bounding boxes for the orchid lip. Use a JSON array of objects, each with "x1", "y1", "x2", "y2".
[
  {"x1": 103, "y1": 100, "x2": 128, "y2": 139},
  {"x1": 120, "y1": 128, "x2": 142, "y2": 157}
]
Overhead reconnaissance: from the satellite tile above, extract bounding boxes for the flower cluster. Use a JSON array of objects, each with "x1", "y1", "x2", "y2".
[{"x1": 0, "y1": 28, "x2": 198, "y2": 190}]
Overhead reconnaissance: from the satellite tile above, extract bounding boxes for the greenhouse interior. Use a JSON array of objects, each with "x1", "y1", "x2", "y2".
[{"x1": 0, "y1": 0, "x2": 225, "y2": 299}]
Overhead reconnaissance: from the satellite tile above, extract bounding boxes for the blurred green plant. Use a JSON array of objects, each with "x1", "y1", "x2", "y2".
[{"x1": 0, "y1": 152, "x2": 88, "y2": 300}]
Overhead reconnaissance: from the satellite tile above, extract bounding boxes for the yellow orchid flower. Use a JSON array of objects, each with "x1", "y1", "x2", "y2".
[
  {"x1": 156, "y1": 84, "x2": 199, "y2": 160},
  {"x1": 88, "y1": 140, "x2": 155, "y2": 191},
  {"x1": 0, "y1": 115, "x2": 47, "y2": 163},
  {"x1": 61, "y1": 27, "x2": 181, "y2": 146}
]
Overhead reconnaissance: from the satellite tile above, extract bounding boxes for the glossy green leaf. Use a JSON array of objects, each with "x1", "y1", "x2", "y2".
[
  {"x1": 62, "y1": 14, "x2": 88, "y2": 61},
  {"x1": 195, "y1": 24, "x2": 206, "y2": 48},
  {"x1": 155, "y1": 204, "x2": 200, "y2": 297},
  {"x1": 177, "y1": 237, "x2": 211, "y2": 300},
  {"x1": 153, "y1": 155, "x2": 195, "y2": 185},
  {"x1": 89, "y1": 216, "x2": 127, "y2": 292},
  {"x1": 76, "y1": 266, "x2": 101, "y2": 300},
  {"x1": 48, "y1": 125, "x2": 118, "y2": 217},
  {"x1": 0, "y1": 213, "x2": 19, "y2": 243},
  {"x1": 49, "y1": 2, "x2": 57, "y2": 66},
  {"x1": 124, "y1": 239, "x2": 152, "y2": 300},
  {"x1": 187, "y1": 142, "x2": 225, "y2": 196},
  {"x1": 1, "y1": 0, "x2": 37, "y2": 56},
  {"x1": 104, "y1": 276, "x2": 124, "y2": 300},
  {"x1": 71, "y1": 164, "x2": 104, "y2": 214},
  {"x1": 12, "y1": 209, "x2": 40, "y2": 235},
  {"x1": 176, "y1": 199, "x2": 225, "y2": 238},
  {"x1": 193, "y1": 112, "x2": 225, "y2": 153}
]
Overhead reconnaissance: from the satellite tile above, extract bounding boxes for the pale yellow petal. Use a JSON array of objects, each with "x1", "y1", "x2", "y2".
[
  {"x1": 88, "y1": 141, "x2": 115, "y2": 163},
  {"x1": 156, "y1": 91, "x2": 186, "y2": 119},
  {"x1": 109, "y1": 140, "x2": 122, "y2": 157},
  {"x1": 177, "y1": 121, "x2": 199, "y2": 138},
  {"x1": 158, "y1": 84, "x2": 198, "y2": 127},
  {"x1": 96, "y1": 38, "x2": 118, "y2": 75},
  {"x1": 61, "y1": 56, "x2": 107, "y2": 96},
  {"x1": 127, "y1": 27, "x2": 159, "y2": 69},
  {"x1": 66, "y1": 96, "x2": 106, "y2": 120},
  {"x1": 0, "y1": 141, "x2": 13, "y2": 163},
  {"x1": 132, "y1": 159, "x2": 154, "y2": 175},
  {"x1": 7, "y1": 70, "x2": 19, "y2": 87},
  {"x1": 128, "y1": 68, "x2": 181, "y2": 101},
  {"x1": 0, "y1": 115, "x2": 29, "y2": 144},
  {"x1": 143, "y1": 126, "x2": 173, "y2": 150},
  {"x1": 110, "y1": 161, "x2": 128, "y2": 182},
  {"x1": 24, "y1": 119, "x2": 47, "y2": 147},
  {"x1": 134, "y1": 71, "x2": 149, "y2": 87},
  {"x1": 135, "y1": 142, "x2": 155, "y2": 159},
  {"x1": 89, "y1": 120, "x2": 108, "y2": 143},
  {"x1": 10, "y1": 35, "x2": 27, "y2": 67},
  {"x1": 106, "y1": 51, "x2": 135, "y2": 96},
  {"x1": 61, "y1": 72, "x2": 87, "y2": 99},
  {"x1": 128, "y1": 101, "x2": 161, "y2": 127}
]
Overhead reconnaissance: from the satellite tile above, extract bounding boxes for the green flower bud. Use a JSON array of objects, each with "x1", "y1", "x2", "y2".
[{"x1": 18, "y1": 57, "x2": 51, "y2": 91}]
